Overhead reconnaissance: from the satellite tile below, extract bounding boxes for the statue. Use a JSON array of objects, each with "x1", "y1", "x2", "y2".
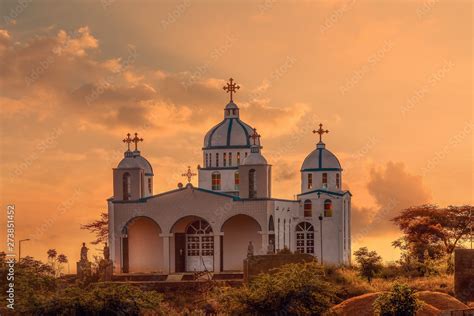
[
  {"x1": 247, "y1": 241, "x2": 254, "y2": 257},
  {"x1": 267, "y1": 239, "x2": 275, "y2": 254},
  {"x1": 98, "y1": 242, "x2": 113, "y2": 281},
  {"x1": 80, "y1": 242, "x2": 88, "y2": 262}
]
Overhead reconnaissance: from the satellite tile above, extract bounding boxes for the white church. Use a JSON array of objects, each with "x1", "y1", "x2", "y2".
[{"x1": 107, "y1": 79, "x2": 351, "y2": 274}]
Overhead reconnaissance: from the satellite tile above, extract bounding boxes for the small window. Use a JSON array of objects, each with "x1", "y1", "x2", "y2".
[
  {"x1": 216, "y1": 153, "x2": 219, "y2": 167},
  {"x1": 223, "y1": 153, "x2": 227, "y2": 167},
  {"x1": 322, "y1": 173, "x2": 328, "y2": 188},
  {"x1": 234, "y1": 171, "x2": 240, "y2": 191},
  {"x1": 303, "y1": 199, "x2": 312, "y2": 217},
  {"x1": 232, "y1": 109, "x2": 236, "y2": 115},
  {"x1": 148, "y1": 178, "x2": 152, "y2": 194},
  {"x1": 307, "y1": 173, "x2": 313, "y2": 189},
  {"x1": 324, "y1": 199, "x2": 332, "y2": 217},
  {"x1": 245, "y1": 152, "x2": 248, "y2": 158},
  {"x1": 336, "y1": 173, "x2": 340, "y2": 189},
  {"x1": 123, "y1": 172, "x2": 131, "y2": 201},
  {"x1": 205, "y1": 153, "x2": 209, "y2": 168},
  {"x1": 212, "y1": 172, "x2": 221, "y2": 190},
  {"x1": 249, "y1": 169, "x2": 256, "y2": 198},
  {"x1": 237, "y1": 152, "x2": 241, "y2": 165},
  {"x1": 229, "y1": 152, "x2": 232, "y2": 166}
]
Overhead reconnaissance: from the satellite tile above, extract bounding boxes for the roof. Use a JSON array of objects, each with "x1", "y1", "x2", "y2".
[
  {"x1": 301, "y1": 142, "x2": 342, "y2": 171},
  {"x1": 298, "y1": 188, "x2": 352, "y2": 198},
  {"x1": 117, "y1": 151, "x2": 154, "y2": 175}
]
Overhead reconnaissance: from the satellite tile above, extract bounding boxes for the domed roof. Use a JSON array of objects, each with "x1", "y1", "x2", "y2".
[
  {"x1": 117, "y1": 151, "x2": 154, "y2": 175},
  {"x1": 204, "y1": 102, "x2": 260, "y2": 149},
  {"x1": 301, "y1": 142, "x2": 342, "y2": 171},
  {"x1": 242, "y1": 151, "x2": 268, "y2": 165}
]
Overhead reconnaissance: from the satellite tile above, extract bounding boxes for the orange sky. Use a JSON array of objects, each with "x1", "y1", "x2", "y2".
[{"x1": 0, "y1": 0, "x2": 472, "y2": 268}]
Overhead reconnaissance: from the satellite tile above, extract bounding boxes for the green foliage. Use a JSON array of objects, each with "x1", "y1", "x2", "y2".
[
  {"x1": 353, "y1": 247, "x2": 383, "y2": 283},
  {"x1": 373, "y1": 283, "x2": 422, "y2": 316},
  {"x1": 30, "y1": 283, "x2": 163, "y2": 315},
  {"x1": 219, "y1": 262, "x2": 335, "y2": 315}
]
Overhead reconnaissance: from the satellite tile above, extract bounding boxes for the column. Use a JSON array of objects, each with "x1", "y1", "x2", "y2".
[
  {"x1": 214, "y1": 233, "x2": 223, "y2": 273},
  {"x1": 259, "y1": 231, "x2": 269, "y2": 255},
  {"x1": 160, "y1": 233, "x2": 172, "y2": 274}
]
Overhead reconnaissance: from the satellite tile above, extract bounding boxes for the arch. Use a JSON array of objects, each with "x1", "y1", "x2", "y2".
[
  {"x1": 324, "y1": 199, "x2": 333, "y2": 217},
  {"x1": 211, "y1": 171, "x2": 221, "y2": 190},
  {"x1": 122, "y1": 172, "x2": 131, "y2": 200},
  {"x1": 170, "y1": 216, "x2": 215, "y2": 272},
  {"x1": 304, "y1": 199, "x2": 312, "y2": 217},
  {"x1": 123, "y1": 216, "x2": 163, "y2": 273},
  {"x1": 295, "y1": 221, "x2": 314, "y2": 254},
  {"x1": 268, "y1": 215, "x2": 275, "y2": 231},
  {"x1": 221, "y1": 214, "x2": 262, "y2": 271},
  {"x1": 249, "y1": 168, "x2": 256, "y2": 198}
]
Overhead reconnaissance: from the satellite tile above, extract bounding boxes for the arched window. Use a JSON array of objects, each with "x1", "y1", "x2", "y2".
[
  {"x1": 186, "y1": 219, "x2": 214, "y2": 256},
  {"x1": 215, "y1": 153, "x2": 219, "y2": 167},
  {"x1": 148, "y1": 178, "x2": 152, "y2": 194},
  {"x1": 303, "y1": 199, "x2": 312, "y2": 217},
  {"x1": 307, "y1": 173, "x2": 313, "y2": 189},
  {"x1": 234, "y1": 171, "x2": 240, "y2": 191},
  {"x1": 205, "y1": 153, "x2": 209, "y2": 167},
  {"x1": 324, "y1": 199, "x2": 333, "y2": 217},
  {"x1": 223, "y1": 153, "x2": 227, "y2": 167},
  {"x1": 336, "y1": 173, "x2": 340, "y2": 189},
  {"x1": 249, "y1": 169, "x2": 256, "y2": 198},
  {"x1": 229, "y1": 152, "x2": 232, "y2": 166},
  {"x1": 122, "y1": 172, "x2": 131, "y2": 200},
  {"x1": 268, "y1": 215, "x2": 275, "y2": 231},
  {"x1": 211, "y1": 172, "x2": 221, "y2": 190},
  {"x1": 322, "y1": 173, "x2": 328, "y2": 188},
  {"x1": 296, "y1": 222, "x2": 314, "y2": 254},
  {"x1": 277, "y1": 218, "x2": 280, "y2": 249},
  {"x1": 283, "y1": 219, "x2": 286, "y2": 247},
  {"x1": 140, "y1": 173, "x2": 144, "y2": 198},
  {"x1": 237, "y1": 152, "x2": 240, "y2": 165}
]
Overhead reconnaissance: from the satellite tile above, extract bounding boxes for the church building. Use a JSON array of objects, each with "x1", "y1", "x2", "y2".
[{"x1": 107, "y1": 78, "x2": 351, "y2": 274}]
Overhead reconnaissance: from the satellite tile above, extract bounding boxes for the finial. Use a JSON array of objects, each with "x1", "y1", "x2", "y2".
[
  {"x1": 313, "y1": 123, "x2": 329, "y2": 143},
  {"x1": 181, "y1": 166, "x2": 196, "y2": 184},
  {"x1": 123, "y1": 133, "x2": 132, "y2": 151},
  {"x1": 223, "y1": 78, "x2": 240, "y2": 102},
  {"x1": 131, "y1": 132, "x2": 143, "y2": 151},
  {"x1": 249, "y1": 128, "x2": 261, "y2": 146}
]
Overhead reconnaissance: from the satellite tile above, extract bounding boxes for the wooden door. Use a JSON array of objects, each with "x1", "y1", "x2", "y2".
[{"x1": 175, "y1": 233, "x2": 186, "y2": 272}]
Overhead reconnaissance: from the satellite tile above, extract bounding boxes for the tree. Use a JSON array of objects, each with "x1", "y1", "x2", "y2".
[
  {"x1": 373, "y1": 283, "x2": 422, "y2": 316},
  {"x1": 353, "y1": 247, "x2": 382, "y2": 283},
  {"x1": 220, "y1": 262, "x2": 335, "y2": 315},
  {"x1": 81, "y1": 212, "x2": 109, "y2": 245},
  {"x1": 392, "y1": 204, "x2": 473, "y2": 273}
]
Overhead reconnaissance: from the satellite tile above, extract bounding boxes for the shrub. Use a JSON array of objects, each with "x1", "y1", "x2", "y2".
[
  {"x1": 373, "y1": 283, "x2": 422, "y2": 316},
  {"x1": 219, "y1": 262, "x2": 335, "y2": 315}
]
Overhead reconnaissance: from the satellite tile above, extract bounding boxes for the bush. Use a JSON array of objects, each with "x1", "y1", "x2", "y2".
[
  {"x1": 373, "y1": 283, "x2": 422, "y2": 316},
  {"x1": 219, "y1": 262, "x2": 335, "y2": 315}
]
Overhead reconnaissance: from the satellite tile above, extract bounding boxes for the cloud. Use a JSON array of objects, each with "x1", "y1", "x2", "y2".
[{"x1": 352, "y1": 162, "x2": 431, "y2": 240}]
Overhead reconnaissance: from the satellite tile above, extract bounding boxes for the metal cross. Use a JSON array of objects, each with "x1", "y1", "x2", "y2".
[
  {"x1": 249, "y1": 128, "x2": 260, "y2": 145},
  {"x1": 182, "y1": 166, "x2": 196, "y2": 184},
  {"x1": 223, "y1": 78, "x2": 240, "y2": 102},
  {"x1": 131, "y1": 132, "x2": 143, "y2": 151},
  {"x1": 313, "y1": 123, "x2": 329, "y2": 143},
  {"x1": 123, "y1": 133, "x2": 132, "y2": 151}
]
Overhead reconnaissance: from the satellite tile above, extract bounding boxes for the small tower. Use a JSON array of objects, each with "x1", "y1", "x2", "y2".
[
  {"x1": 239, "y1": 128, "x2": 271, "y2": 199},
  {"x1": 113, "y1": 133, "x2": 154, "y2": 201}
]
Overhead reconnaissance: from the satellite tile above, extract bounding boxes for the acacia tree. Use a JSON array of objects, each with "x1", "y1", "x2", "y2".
[
  {"x1": 81, "y1": 212, "x2": 109, "y2": 245},
  {"x1": 392, "y1": 204, "x2": 473, "y2": 273},
  {"x1": 353, "y1": 247, "x2": 383, "y2": 283}
]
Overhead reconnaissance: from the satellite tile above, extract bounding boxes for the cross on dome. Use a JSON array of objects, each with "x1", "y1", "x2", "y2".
[
  {"x1": 249, "y1": 128, "x2": 261, "y2": 145},
  {"x1": 123, "y1": 133, "x2": 133, "y2": 151},
  {"x1": 223, "y1": 78, "x2": 240, "y2": 102},
  {"x1": 132, "y1": 133, "x2": 143, "y2": 151},
  {"x1": 313, "y1": 123, "x2": 329, "y2": 143},
  {"x1": 181, "y1": 166, "x2": 196, "y2": 184}
]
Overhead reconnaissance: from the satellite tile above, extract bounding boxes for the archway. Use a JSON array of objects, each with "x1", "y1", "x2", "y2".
[
  {"x1": 221, "y1": 214, "x2": 262, "y2": 271},
  {"x1": 123, "y1": 216, "x2": 163, "y2": 273},
  {"x1": 170, "y1": 216, "x2": 214, "y2": 272}
]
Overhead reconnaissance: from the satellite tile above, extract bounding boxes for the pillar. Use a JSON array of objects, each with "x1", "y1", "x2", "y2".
[
  {"x1": 160, "y1": 233, "x2": 172, "y2": 274},
  {"x1": 214, "y1": 233, "x2": 223, "y2": 272},
  {"x1": 259, "y1": 231, "x2": 269, "y2": 255}
]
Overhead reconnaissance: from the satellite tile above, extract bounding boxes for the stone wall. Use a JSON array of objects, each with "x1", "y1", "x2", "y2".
[
  {"x1": 454, "y1": 248, "x2": 474, "y2": 302},
  {"x1": 243, "y1": 253, "x2": 316, "y2": 283}
]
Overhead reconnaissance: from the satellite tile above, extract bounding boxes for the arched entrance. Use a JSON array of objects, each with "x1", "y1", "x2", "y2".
[
  {"x1": 295, "y1": 222, "x2": 314, "y2": 254},
  {"x1": 122, "y1": 216, "x2": 163, "y2": 273},
  {"x1": 170, "y1": 216, "x2": 214, "y2": 272},
  {"x1": 221, "y1": 214, "x2": 262, "y2": 271}
]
